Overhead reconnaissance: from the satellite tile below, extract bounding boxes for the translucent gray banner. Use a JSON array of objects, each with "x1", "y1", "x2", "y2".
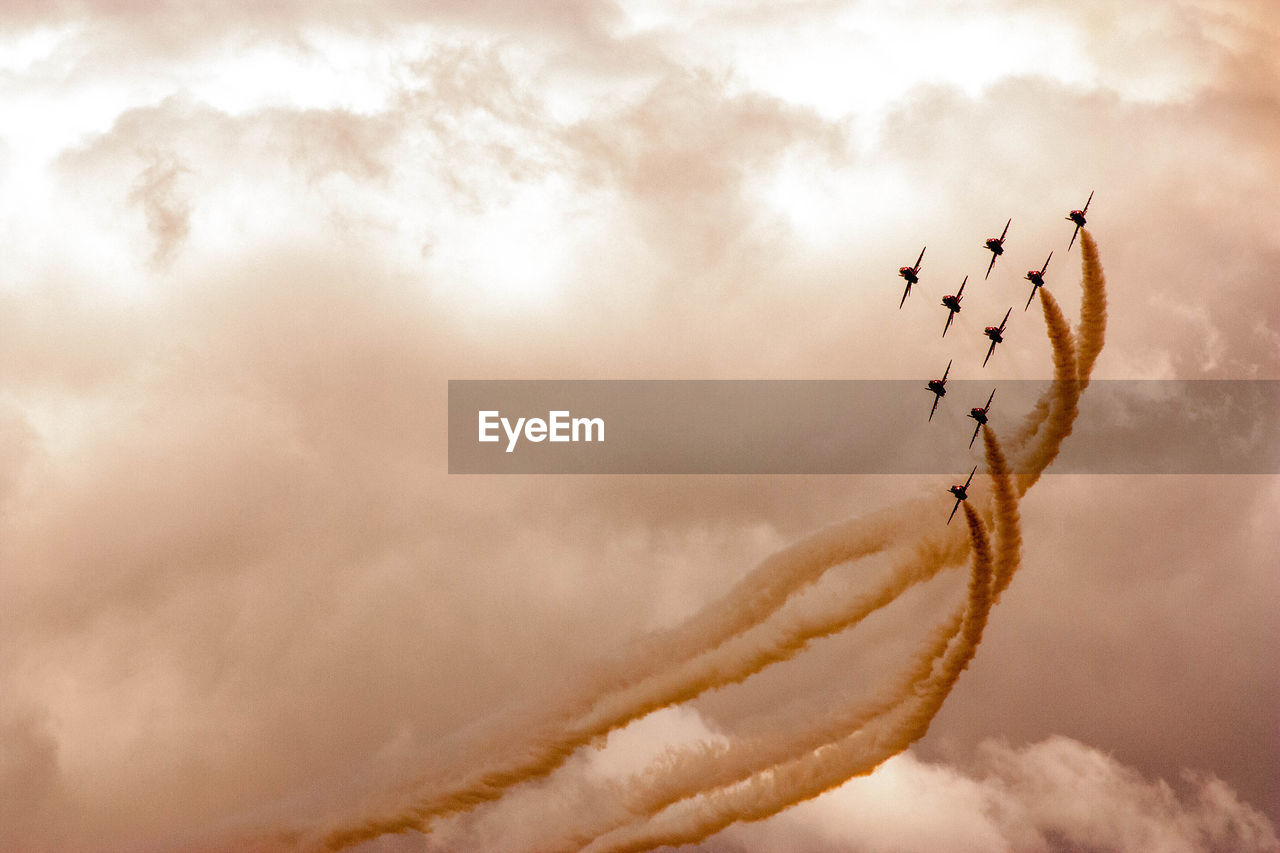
[{"x1": 447, "y1": 380, "x2": 1280, "y2": 474}]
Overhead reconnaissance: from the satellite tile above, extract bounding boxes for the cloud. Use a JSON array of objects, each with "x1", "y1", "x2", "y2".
[
  {"x1": 129, "y1": 151, "x2": 191, "y2": 265},
  {"x1": 720, "y1": 736, "x2": 1278, "y2": 853},
  {"x1": 0, "y1": 0, "x2": 1277, "y2": 849}
]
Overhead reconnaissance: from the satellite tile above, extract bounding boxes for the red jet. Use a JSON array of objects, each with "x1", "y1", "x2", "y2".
[
  {"x1": 927, "y1": 359, "x2": 951, "y2": 422},
  {"x1": 983, "y1": 218, "x2": 1010, "y2": 279},
  {"x1": 1023, "y1": 252, "x2": 1052, "y2": 310},
  {"x1": 897, "y1": 246, "x2": 925, "y2": 309},
  {"x1": 1066, "y1": 191, "x2": 1093, "y2": 251},
  {"x1": 982, "y1": 307, "x2": 1012, "y2": 367},
  {"x1": 967, "y1": 388, "x2": 995, "y2": 448},
  {"x1": 948, "y1": 466, "x2": 977, "y2": 524},
  {"x1": 941, "y1": 276, "x2": 966, "y2": 337}
]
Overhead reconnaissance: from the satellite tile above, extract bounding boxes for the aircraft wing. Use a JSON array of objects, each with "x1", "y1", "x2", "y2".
[
  {"x1": 969, "y1": 421, "x2": 982, "y2": 449},
  {"x1": 985, "y1": 251, "x2": 998, "y2": 279},
  {"x1": 1068, "y1": 223, "x2": 1081, "y2": 251},
  {"x1": 1025, "y1": 286, "x2": 1038, "y2": 310},
  {"x1": 983, "y1": 339, "x2": 997, "y2": 367},
  {"x1": 943, "y1": 310, "x2": 955, "y2": 337},
  {"x1": 948, "y1": 497, "x2": 961, "y2": 524},
  {"x1": 929, "y1": 394, "x2": 940, "y2": 422},
  {"x1": 900, "y1": 282, "x2": 911, "y2": 309}
]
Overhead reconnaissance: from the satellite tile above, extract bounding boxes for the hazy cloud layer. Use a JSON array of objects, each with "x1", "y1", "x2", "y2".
[{"x1": 0, "y1": 0, "x2": 1276, "y2": 849}]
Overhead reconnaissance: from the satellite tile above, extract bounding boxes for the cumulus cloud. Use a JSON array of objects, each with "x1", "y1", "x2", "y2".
[
  {"x1": 0, "y1": 0, "x2": 1276, "y2": 849},
  {"x1": 720, "y1": 737, "x2": 1278, "y2": 853}
]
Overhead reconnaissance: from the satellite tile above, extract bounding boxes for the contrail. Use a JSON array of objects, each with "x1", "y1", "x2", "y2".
[
  {"x1": 566, "y1": 428, "x2": 1022, "y2": 852},
  {"x1": 1009, "y1": 231, "x2": 1106, "y2": 455},
  {"x1": 983, "y1": 424, "x2": 1022, "y2": 602},
  {"x1": 312, "y1": 502, "x2": 936, "y2": 849},
  {"x1": 570, "y1": 523, "x2": 970, "y2": 744},
  {"x1": 583, "y1": 502, "x2": 997, "y2": 853},
  {"x1": 1076, "y1": 229, "x2": 1107, "y2": 387},
  {"x1": 1014, "y1": 288, "x2": 1080, "y2": 496},
  {"x1": 291, "y1": 235, "x2": 1107, "y2": 853}
]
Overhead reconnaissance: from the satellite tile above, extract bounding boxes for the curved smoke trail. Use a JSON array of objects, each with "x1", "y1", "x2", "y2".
[
  {"x1": 1076, "y1": 229, "x2": 1107, "y2": 387},
  {"x1": 1009, "y1": 227, "x2": 1106, "y2": 454},
  {"x1": 310, "y1": 503, "x2": 941, "y2": 849},
  {"x1": 295, "y1": 235, "x2": 1105, "y2": 853},
  {"x1": 564, "y1": 426, "x2": 1022, "y2": 852},
  {"x1": 1014, "y1": 288, "x2": 1080, "y2": 496},
  {"x1": 584, "y1": 501, "x2": 997, "y2": 853}
]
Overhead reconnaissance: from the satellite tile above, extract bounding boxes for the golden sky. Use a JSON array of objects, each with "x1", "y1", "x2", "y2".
[{"x1": 1, "y1": 1, "x2": 1277, "y2": 850}]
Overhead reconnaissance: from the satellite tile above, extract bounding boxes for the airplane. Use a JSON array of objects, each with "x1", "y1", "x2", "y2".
[
  {"x1": 967, "y1": 388, "x2": 995, "y2": 448},
  {"x1": 983, "y1": 218, "x2": 1010, "y2": 279},
  {"x1": 947, "y1": 466, "x2": 978, "y2": 524},
  {"x1": 982, "y1": 307, "x2": 1012, "y2": 367},
  {"x1": 897, "y1": 246, "x2": 925, "y2": 308},
  {"x1": 941, "y1": 276, "x2": 966, "y2": 337},
  {"x1": 1066, "y1": 191, "x2": 1093, "y2": 251},
  {"x1": 1023, "y1": 252, "x2": 1052, "y2": 310},
  {"x1": 927, "y1": 359, "x2": 951, "y2": 422}
]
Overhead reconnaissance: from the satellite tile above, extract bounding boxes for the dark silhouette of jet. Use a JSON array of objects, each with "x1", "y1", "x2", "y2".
[{"x1": 941, "y1": 276, "x2": 966, "y2": 337}]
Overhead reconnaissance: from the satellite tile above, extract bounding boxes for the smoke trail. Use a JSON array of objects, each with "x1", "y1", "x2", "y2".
[
  {"x1": 982, "y1": 424, "x2": 1021, "y2": 602},
  {"x1": 556, "y1": 556, "x2": 968, "y2": 850},
  {"x1": 300, "y1": 239, "x2": 1105, "y2": 853},
  {"x1": 1009, "y1": 230, "x2": 1106, "y2": 454},
  {"x1": 570, "y1": 524, "x2": 970, "y2": 742},
  {"x1": 312, "y1": 502, "x2": 939, "y2": 849},
  {"x1": 1014, "y1": 288, "x2": 1080, "y2": 496},
  {"x1": 584, "y1": 503, "x2": 996, "y2": 853},
  {"x1": 1076, "y1": 229, "x2": 1107, "y2": 388},
  {"x1": 573, "y1": 428, "x2": 1023, "y2": 853}
]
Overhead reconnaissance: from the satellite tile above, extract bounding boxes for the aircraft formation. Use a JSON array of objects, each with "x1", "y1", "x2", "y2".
[{"x1": 892, "y1": 193, "x2": 1094, "y2": 522}]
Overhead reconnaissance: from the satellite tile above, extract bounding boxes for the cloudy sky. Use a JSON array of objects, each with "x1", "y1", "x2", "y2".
[{"x1": 1, "y1": 1, "x2": 1277, "y2": 850}]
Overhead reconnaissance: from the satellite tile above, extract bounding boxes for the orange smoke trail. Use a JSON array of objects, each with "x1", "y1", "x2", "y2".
[
  {"x1": 576, "y1": 430, "x2": 1023, "y2": 853},
  {"x1": 1009, "y1": 231, "x2": 1107, "y2": 454},
  {"x1": 1014, "y1": 288, "x2": 1080, "y2": 496},
  {"x1": 585, "y1": 502, "x2": 996, "y2": 853},
  {"x1": 571, "y1": 524, "x2": 970, "y2": 740},
  {"x1": 299, "y1": 237, "x2": 1105, "y2": 853},
  {"x1": 312, "y1": 502, "x2": 936, "y2": 849},
  {"x1": 982, "y1": 424, "x2": 1022, "y2": 602},
  {"x1": 1076, "y1": 229, "x2": 1107, "y2": 387},
  {"x1": 557, "y1": 561, "x2": 968, "y2": 850}
]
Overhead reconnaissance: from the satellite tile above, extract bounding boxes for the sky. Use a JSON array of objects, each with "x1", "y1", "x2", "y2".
[{"x1": 1, "y1": 1, "x2": 1278, "y2": 851}]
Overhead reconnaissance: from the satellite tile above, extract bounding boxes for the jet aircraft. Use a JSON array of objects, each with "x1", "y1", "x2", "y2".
[
  {"x1": 897, "y1": 246, "x2": 925, "y2": 308},
  {"x1": 947, "y1": 466, "x2": 978, "y2": 524},
  {"x1": 968, "y1": 388, "x2": 995, "y2": 448},
  {"x1": 983, "y1": 218, "x2": 1010, "y2": 279},
  {"x1": 982, "y1": 307, "x2": 1012, "y2": 367},
  {"x1": 927, "y1": 359, "x2": 951, "y2": 422},
  {"x1": 1066, "y1": 191, "x2": 1093, "y2": 251},
  {"x1": 1023, "y1": 252, "x2": 1052, "y2": 310},
  {"x1": 941, "y1": 276, "x2": 966, "y2": 337}
]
